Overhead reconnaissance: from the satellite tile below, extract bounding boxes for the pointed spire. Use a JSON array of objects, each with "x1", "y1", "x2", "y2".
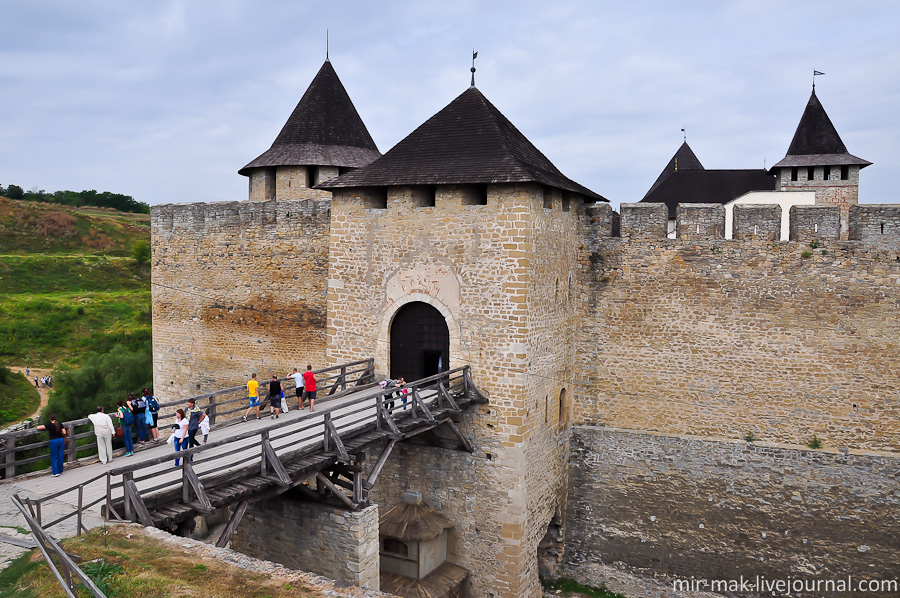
[
  {"x1": 319, "y1": 86, "x2": 604, "y2": 201},
  {"x1": 470, "y1": 50, "x2": 478, "y2": 88},
  {"x1": 326, "y1": 29, "x2": 330, "y2": 62},
  {"x1": 643, "y1": 141, "x2": 703, "y2": 198},
  {"x1": 239, "y1": 60, "x2": 381, "y2": 176},
  {"x1": 771, "y1": 88, "x2": 870, "y2": 170}
]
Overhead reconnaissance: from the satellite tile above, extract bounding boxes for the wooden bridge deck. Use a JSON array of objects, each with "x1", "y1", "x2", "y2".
[{"x1": 4, "y1": 365, "x2": 486, "y2": 550}]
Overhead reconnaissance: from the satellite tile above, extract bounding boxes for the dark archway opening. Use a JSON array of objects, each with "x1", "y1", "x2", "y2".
[{"x1": 390, "y1": 302, "x2": 450, "y2": 382}]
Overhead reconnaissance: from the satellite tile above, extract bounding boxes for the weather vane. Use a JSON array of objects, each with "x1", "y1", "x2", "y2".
[
  {"x1": 812, "y1": 70, "x2": 824, "y2": 90},
  {"x1": 470, "y1": 50, "x2": 478, "y2": 88},
  {"x1": 681, "y1": 127, "x2": 686, "y2": 142}
]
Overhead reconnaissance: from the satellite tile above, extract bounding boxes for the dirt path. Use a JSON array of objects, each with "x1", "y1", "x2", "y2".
[{"x1": 7, "y1": 365, "x2": 52, "y2": 422}]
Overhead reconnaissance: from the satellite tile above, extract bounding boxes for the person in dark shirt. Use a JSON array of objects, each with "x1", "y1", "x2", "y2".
[
  {"x1": 268, "y1": 376, "x2": 283, "y2": 419},
  {"x1": 37, "y1": 414, "x2": 67, "y2": 476}
]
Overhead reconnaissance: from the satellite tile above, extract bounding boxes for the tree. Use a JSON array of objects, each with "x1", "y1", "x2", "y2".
[
  {"x1": 44, "y1": 343, "x2": 152, "y2": 422},
  {"x1": 5, "y1": 184, "x2": 24, "y2": 199},
  {"x1": 132, "y1": 240, "x2": 151, "y2": 268}
]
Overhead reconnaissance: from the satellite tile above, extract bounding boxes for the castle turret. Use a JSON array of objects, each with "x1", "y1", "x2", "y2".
[
  {"x1": 319, "y1": 85, "x2": 603, "y2": 597},
  {"x1": 239, "y1": 59, "x2": 381, "y2": 201},
  {"x1": 770, "y1": 89, "x2": 871, "y2": 236}
]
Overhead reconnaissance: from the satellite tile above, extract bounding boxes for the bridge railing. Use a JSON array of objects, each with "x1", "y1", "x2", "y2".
[
  {"x1": 0, "y1": 359, "x2": 375, "y2": 480},
  {"x1": 103, "y1": 366, "x2": 481, "y2": 521}
]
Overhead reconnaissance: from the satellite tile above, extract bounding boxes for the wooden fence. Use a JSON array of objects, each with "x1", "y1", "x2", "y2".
[{"x1": 0, "y1": 359, "x2": 374, "y2": 480}]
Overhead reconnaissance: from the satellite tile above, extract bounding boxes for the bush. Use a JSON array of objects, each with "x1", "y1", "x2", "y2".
[{"x1": 45, "y1": 342, "x2": 152, "y2": 421}]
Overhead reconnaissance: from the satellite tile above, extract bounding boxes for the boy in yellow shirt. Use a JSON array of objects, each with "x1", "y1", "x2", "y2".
[{"x1": 242, "y1": 373, "x2": 261, "y2": 421}]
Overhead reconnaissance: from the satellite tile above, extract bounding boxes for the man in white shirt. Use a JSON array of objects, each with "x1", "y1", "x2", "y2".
[
  {"x1": 287, "y1": 367, "x2": 305, "y2": 410},
  {"x1": 87, "y1": 406, "x2": 116, "y2": 464}
]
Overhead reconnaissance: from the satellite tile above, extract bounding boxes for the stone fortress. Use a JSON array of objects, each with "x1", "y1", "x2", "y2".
[{"x1": 151, "y1": 59, "x2": 900, "y2": 597}]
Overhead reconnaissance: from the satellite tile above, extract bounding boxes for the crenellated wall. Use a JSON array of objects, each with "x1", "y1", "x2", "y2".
[
  {"x1": 576, "y1": 202, "x2": 900, "y2": 453},
  {"x1": 151, "y1": 198, "x2": 330, "y2": 402}
]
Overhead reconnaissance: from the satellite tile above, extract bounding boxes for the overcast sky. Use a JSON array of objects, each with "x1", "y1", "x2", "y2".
[{"x1": 1, "y1": 1, "x2": 898, "y2": 210}]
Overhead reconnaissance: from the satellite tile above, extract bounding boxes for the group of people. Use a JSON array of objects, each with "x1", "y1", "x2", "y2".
[
  {"x1": 114, "y1": 388, "x2": 161, "y2": 457},
  {"x1": 34, "y1": 375, "x2": 51, "y2": 388},
  {"x1": 170, "y1": 398, "x2": 208, "y2": 467},
  {"x1": 380, "y1": 377, "x2": 408, "y2": 411},
  {"x1": 242, "y1": 365, "x2": 318, "y2": 421}
]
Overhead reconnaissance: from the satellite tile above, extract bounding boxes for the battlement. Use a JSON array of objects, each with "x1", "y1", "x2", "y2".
[
  {"x1": 601, "y1": 202, "x2": 900, "y2": 247},
  {"x1": 151, "y1": 198, "x2": 332, "y2": 235}
]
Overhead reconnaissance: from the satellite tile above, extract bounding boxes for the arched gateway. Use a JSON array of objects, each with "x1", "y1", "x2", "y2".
[{"x1": 389, "y1": 301, "x2": 450, "y2": 382}]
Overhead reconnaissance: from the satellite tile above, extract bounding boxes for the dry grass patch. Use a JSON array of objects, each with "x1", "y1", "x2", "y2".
[{"x1": 4, "y1": 526, "x2": 332, "y2": 598}]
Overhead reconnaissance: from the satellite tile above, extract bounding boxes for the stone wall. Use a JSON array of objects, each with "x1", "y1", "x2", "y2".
[
  {"x1": 575, "y1": 210, "x2": 900, "y2": 452},
  {"x1": 676, "y1": 203, "x2": 725, "y2": 241},
  {"x1": 789, "y1": 205, "x2": 840, "y2": 242},
  {"x1": 327, "y1": 182, "x2": 579, "y2": 597},
  {"x1": 150, "y1": 198, "x2": 330, "y2": 402},
  {"x1": 562, "y1": 427, "x2": 900, "y2": 594},
  {"x1": 232, "y1": 496, "x2": 380, "y2": 590},
  {"x1": 733, "y1": 204, "x2": 780, "y2": 241},
  {"x1": 850, "y1": 204, "x2": 900, "y2": 249}
]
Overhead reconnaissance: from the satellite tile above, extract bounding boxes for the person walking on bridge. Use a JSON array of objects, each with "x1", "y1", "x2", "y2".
[
  {"x1": 88, "y1": 406, "x2": 116, "y2": 465},
  {"x1": 116, "y1": 398, "x2": 135, "y2": 457},
  {"x1": 185, "y1": 399, "x2": 205, "y2": 451},
  {"x1": 243, "y1": 373, "x2": 260, "y2": 421},
  {"x1": 36, "y1": 414, "x2": 66, "y2": 476},
  {"x1": 287, "y1": 367, "x2": 304, "y2": 411},
  {"x1": 302, "y1": 365, "x2": 317, "y2": 412},
  {"x1": 268, "y1": 375, "x2": 283, "y2": 419}
]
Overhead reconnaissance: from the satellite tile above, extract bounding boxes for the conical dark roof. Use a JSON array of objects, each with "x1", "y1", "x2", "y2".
[
  {"x1": 771, "y1": 90, "x2": 870, "y2": 169},
  {"x1": 643, "y1": 142, "x2": 704, "y2": 198},
  {"x1": 318, "y1": 86, "x2": 605, "y2": 201},
  {"x1": 239, "y1": 60, "x2": 381, "y2": 176}
]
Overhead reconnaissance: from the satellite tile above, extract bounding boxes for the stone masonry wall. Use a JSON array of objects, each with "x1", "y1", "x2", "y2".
[
  {"x1": 849, "y1": 204, "x2": 900, "y2": 250},
  {"x1": 733, "y1": 204, "x2": 780, "y2": 241},
  {"x1": 232, "y1": 497, "x2": 380, "y2": 590},
  {"x1": 326, "y1": 183, "x2": 577, "y2": 597},
  {"x1": 562, "y1": 427, "x2": 900, "y2": 596},
  {"x1": 575, "y1": 217, "x2": 900, "y2": 452},
  {"x1": 676, "y1": 203, "x2": 725, "y2": 241},
  {"x1": 150, "y1": 198, "x2": 330, "y2": 402},
  {"x1": 790, "y1": 205, "x2": 841, "y2": 242}
]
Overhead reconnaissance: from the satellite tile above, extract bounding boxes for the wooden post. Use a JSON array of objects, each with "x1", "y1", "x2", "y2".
[
  {"x1": 65, "y1": 423, "x2": 76, "y2": 463},
  {"x1": 341, "y1": 366, "x2": 347, "y2": 391},
  {"x1": 123, "y1": 472, "x2": 134, "y2": 522},
  {"x1": 76, "y1": 485, "x2": 83, "y2": 536},
  {"x1": 260, "y1": 432, "x2": 269, "y2": 477},
  {"x1": 323, "y1": 414, "x2": 332, "y2": 452},
  {"x1": 375, "y1": 396, "x2": 383, "y2": 431},
  {"x1": 5, "y1": 437, "x2": 15, "y2": 479},
  {"x1": 208, "y1": 395, "x2": 217, "y2": 425},
  {"x1": 353, "y1": 453, "x2": 364, "y2": 504}
]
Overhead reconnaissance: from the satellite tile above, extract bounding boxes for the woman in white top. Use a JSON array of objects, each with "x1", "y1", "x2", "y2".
[
  {"x1": 173, "y1": 409, "x2": 189, "y2": 467},
  {"x1": 200, "y1": 410, "x2": 210, "y2": 444}
]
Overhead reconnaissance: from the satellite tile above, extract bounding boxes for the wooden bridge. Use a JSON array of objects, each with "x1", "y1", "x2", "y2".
[{"x1": 5, "y1": 361, "x2": 487, "y2": 554}]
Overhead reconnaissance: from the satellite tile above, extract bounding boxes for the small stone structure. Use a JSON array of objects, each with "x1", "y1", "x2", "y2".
[
  {"x1": 231, "y1": 495, "x2": 380, "y2": 590},
  {"x1": 378, "y1": 490, "x2": 468, "y2": 598}
]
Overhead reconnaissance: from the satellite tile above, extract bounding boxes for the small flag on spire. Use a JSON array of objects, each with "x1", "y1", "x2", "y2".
[
  {"x1": 814, "y1": 70, "x2": 825, "y2": 76},
  {"x1": 812, "y1": 70, "x2": 824, "y2": 90},
  {"x1": 470, "y1": 50, "x2": 478, "y2": 87}
]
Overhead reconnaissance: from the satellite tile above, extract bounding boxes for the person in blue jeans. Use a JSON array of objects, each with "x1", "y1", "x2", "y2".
[
  {"x1": 130, "y1": 392, "x2": 148, "y2": 444},
  {"x1": 37, "y1": 414, "x2": 67, "y2": 476},
  {"x1": 173, "y1": 409, "x2": 190, "y2": 467},
  {"x1": 116, "y1": 399, "x2": 135, "y2": 456}
]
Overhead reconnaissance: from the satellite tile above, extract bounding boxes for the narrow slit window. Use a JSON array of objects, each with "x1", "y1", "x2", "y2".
[
  {"x1": 807, "y1": 167, "x2": 815, "y2": 181},
  {"x1": 791, "y1": 167, "x2": 798, "y2": 181},
  {"x1": 841, "y1": 166, "x2": 849, "y2": 180}
]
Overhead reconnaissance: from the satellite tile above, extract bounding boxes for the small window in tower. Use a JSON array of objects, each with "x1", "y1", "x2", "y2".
[
  {"x1": 824, "y1": 166, "x2": 831, "y2": 181},
  {"x1": 412, "y1": 186, "x2": 436, "y2": 208},
  {"x1": 364, "y1": 187, "x2": 387, "y2": 209},
  {"x1": 807, "y1": 167, "x2": 815, "y2": 181},
  {"x1": 791, "y1": 167, "x2": 798, "y2": 181},
  {"x1": 462, "y1": 184, "x2": 487, "y2": 206},
  {"x1": 543, "y1": 186, "x2": 553, "y2": 209},
  {"x1": 841, "y1": 166, "x2": 849, "y2": 180},
  {"x1": 383, "y1": 538, "x2": 409, "y2": 557},
  {"x1": 561, "y1": 192, "x2": 571, "y2": 212}
]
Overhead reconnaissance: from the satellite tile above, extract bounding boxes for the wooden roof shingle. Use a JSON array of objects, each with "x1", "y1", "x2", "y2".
[
  {"x1": 771, "y1": 90, "x2": 870, "y2": 169},
  {"x1": 239, "y1": 60, "x2": 381, "y2": 176},
  {"x1": 318, "y1": 86, "x2": 606, "y2": 201}
]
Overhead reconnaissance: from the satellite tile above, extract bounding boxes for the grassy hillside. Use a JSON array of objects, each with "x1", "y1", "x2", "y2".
[
  {"x1": 0, "y1": 366, "x2": 40, "y2": 427},
  {"x1": 0, "y1": 197, "x2": 151, "y2": 367}
]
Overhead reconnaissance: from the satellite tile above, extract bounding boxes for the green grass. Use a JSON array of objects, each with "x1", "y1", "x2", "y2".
[
  {"x1": 0, "y1": 367, "x2": 41, "y2": 427},
  {"x1": 0, "y1": 551, "x2": 41, "y2": 598}
]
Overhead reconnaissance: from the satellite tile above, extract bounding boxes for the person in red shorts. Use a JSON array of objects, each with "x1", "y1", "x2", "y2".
[{"x1": 302, "y1": 365, "x2": 317, "y2": 412}]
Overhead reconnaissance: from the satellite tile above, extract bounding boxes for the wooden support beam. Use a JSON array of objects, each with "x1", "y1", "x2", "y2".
[
  {"x1": 443, "y1": 419, "x2": 474, "y2": 453},
  {"x1": 261, "y1": 438, "x2": 292, "y2": 486},
  {"x1": 183, "y1": 463, "x2": 213, "y2": 511},
  {"x1": 215, "y1": 500, "x2": 249, "y2": 548},
  {"x1": 123, "y1": 478, "x2": 154, "y2": 527},
  {"x1": 324, "y1": 418, "x2": 350, "y2": 462},
  {"x1": 364, "y1": 439, "x2": 397, "y2": 492},
  {"x1": 315, "y1": 472, "x2": 357, "y2": 510},
  {"x1": 439, "y1": 384, "x2": 460, "y2": 411},
  {"x1": 377, "y1": 404, "x2": 401, "y2": 435},
  {"x1": 413, "y1": 389, "x2": 435, "y2": 421}
]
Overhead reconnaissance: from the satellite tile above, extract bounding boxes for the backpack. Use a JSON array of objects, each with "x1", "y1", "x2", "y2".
[
  {"x1": 120, "y1": 408, "x2": 134, "y2": 426},
  {"x1": 147, "y1": 396, "x2": 159, "y2": 413},
  {"x1": 132, "y1": 396, "x2": 147, "y2": 413}
]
